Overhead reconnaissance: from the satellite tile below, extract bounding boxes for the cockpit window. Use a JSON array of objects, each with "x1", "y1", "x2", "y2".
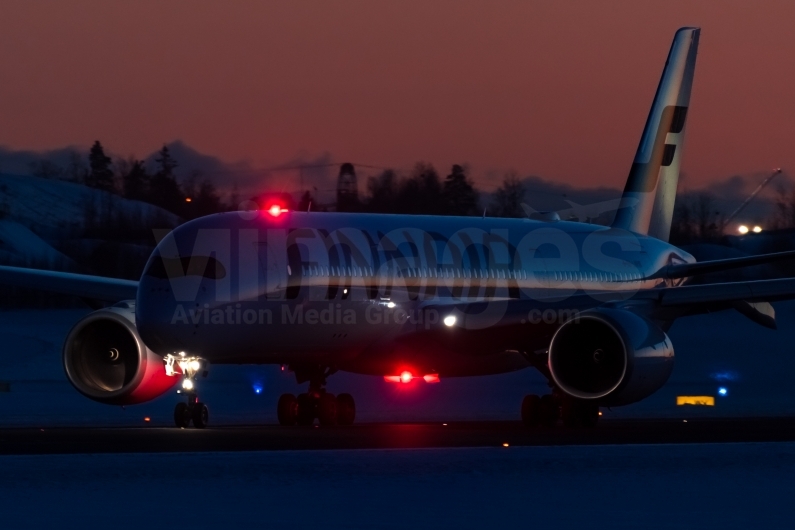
[{"x1": 145, "y1": 255, "x2": 226, "y2": 280}]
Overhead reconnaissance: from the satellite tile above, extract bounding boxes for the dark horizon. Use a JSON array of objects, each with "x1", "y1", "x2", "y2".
[{"x1": 0, "y1": 139, "x2": 786, "y2": 227}]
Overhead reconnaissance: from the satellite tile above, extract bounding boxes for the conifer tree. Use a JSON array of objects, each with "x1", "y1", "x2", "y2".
[
  {"x1": 122, "y1": 160, "x2": 149, "y2": 201},
  {"x1": 443, "y1": 164, "x2": 479, "y2": 216},
  {"x1": 193, "y1": 180, "x2": 222, "y2": 218},
  {"x1": 86, "y1": 141, "x2": 115, "y2": 192},
  {"x1": 397, "y1": 163, "x2": 444, "y2": 214},
  {"x1": 148, "y1": 145, "x2": 184, "y2": 214}
]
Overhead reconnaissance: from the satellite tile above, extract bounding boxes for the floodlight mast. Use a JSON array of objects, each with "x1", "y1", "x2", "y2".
[{"x1": 721, "y1": 168, "x2": 782, "y2": 231}]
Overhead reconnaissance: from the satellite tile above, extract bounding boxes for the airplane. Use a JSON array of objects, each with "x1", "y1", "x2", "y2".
[
  {"x1": 521, "y1": 198, "x2": 633, "y2": 223},
  {"x1": 4, "y1": 27, "x2": 795, "y2": 430}
]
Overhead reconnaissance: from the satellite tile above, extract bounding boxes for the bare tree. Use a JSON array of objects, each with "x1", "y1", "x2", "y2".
[
  {"x1": 773, "y1": 185, "x2": 795, "y2": 229},
  {"x1": 670, "y1": 200, "x2": 695, "y2": 244},
  {"x1": 491, "y1": 173, "x2": 526, "y2": 218}
]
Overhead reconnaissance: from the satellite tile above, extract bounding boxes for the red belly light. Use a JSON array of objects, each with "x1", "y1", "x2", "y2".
[{"x1": 383, "y1": 372, "x2": 440, "y2": 384}]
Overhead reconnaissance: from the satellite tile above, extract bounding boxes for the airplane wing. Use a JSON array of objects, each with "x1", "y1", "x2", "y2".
[
  {"x1": 418, "y1": 276, "x2": 795, "y2": 333},
  {"x1": 0, "y1": 265, "x2": 138, "y2": 302},
  {"x1": 646, "y1": 276, "x2": 795, "y2": 329},
  {"x1": 656, "y1": 250, "x2": 795, "y2": 279},
  {"x1": 655, "y1": 276, "x2": 795, "y2": 306}
]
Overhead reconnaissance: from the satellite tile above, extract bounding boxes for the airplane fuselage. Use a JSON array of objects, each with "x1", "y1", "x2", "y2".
[{"x1": 136, "y1": 210, "x2": 693, "y2": 377}]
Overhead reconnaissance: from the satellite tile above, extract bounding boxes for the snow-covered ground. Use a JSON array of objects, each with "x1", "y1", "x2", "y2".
[
  {"x1": 1, "y1": 299, "x2": 795, "y2": 427},
  {"x1": 1, "y1": 442, "x2": 792, "y2": 529},
  {"x1": 0, "y1": 173, "x2": 178, "y2": 277},
  {"x1": 0, "y1": 173, "x2": 179, "y2": 239},
  {"x1": 0, "y1": 220, "x2": 75, "y2": 269}
]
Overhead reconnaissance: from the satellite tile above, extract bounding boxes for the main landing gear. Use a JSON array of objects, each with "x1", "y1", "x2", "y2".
[
  {"x1": 520, "y1": 349, "x2": 599, "y2": 428},
  {"x1": 165, "y1": 353, "x2": 209, "y2": 429},
  {"x1": 521, "y1": 393, "x2": 599, "y2": 428},
  {"x1": 277, "y1": 365, "x2": 356, "y2": 427}
]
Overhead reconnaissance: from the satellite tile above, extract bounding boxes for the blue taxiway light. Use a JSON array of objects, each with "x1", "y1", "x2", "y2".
[{"x1": 718, "y1": 387, "x2": 728, "y2": 396}]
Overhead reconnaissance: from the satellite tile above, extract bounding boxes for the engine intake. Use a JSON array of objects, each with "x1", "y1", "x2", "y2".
[
  {"x1": 63, "y1": 302, "x2": 178, "y2": 405},
  {"x1": 548, "y1": 308, "x2": 674, "y2": 406}
]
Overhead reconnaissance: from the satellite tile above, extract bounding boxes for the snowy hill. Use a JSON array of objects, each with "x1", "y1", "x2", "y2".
[
  {"x1": 0, "y1": 220, "x2": 75, "y2": 270},
  {"x1": 0, "y1": 173, "x2": 180, "y2": 239},
  {"x1": 0, "y1": 173, "x2": 181, "y2": 283}
]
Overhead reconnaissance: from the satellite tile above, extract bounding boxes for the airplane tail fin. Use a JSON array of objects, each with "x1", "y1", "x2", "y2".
[{"x1": 611, "y1": 27, "x2": 700, "y2": 241}]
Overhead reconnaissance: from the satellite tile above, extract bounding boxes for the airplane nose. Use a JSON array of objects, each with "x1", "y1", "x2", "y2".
[
  {"x1": 136, "y1": 273, "x2": 186, "y2": 353},
  {"x1": 136, "y1": 251, "x2": 228, "y2": 354},
  {"x1": 135, "y1": 216, "x2": 239, "y2": 354}
]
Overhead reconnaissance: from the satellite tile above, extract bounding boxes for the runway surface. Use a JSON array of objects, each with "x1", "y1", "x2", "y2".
[{"x1": 3, "y1": 416, "x2": 795, "y2": 455}]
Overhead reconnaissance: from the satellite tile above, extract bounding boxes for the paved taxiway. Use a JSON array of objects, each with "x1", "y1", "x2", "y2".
[{"x1": 2, "y1": 417, "x2": 795, "y2": 455}]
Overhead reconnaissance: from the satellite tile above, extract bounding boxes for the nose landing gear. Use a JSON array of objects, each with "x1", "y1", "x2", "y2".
[
  {"x1": 174, "y1": 395, "x2": 209, "y2": 429},
  {"x1": 165, "y1": 353, "x2": 209, "y2": 429},
  {"x1": 277, "y1": 365, "x2": 356, "y2": 426}
]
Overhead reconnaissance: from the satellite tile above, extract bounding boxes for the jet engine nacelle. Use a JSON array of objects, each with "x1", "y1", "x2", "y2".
[
  {"x1": 548, "y1": 308, "x2": 674, "y2": 406},
  {"x1": 63, "y1": 302, "x2": 178, "y2": 405}
]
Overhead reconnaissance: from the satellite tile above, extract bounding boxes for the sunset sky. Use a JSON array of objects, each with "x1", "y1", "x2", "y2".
[{"x1": 1, "y1": 1, "x2": 794, "y2": 192}]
